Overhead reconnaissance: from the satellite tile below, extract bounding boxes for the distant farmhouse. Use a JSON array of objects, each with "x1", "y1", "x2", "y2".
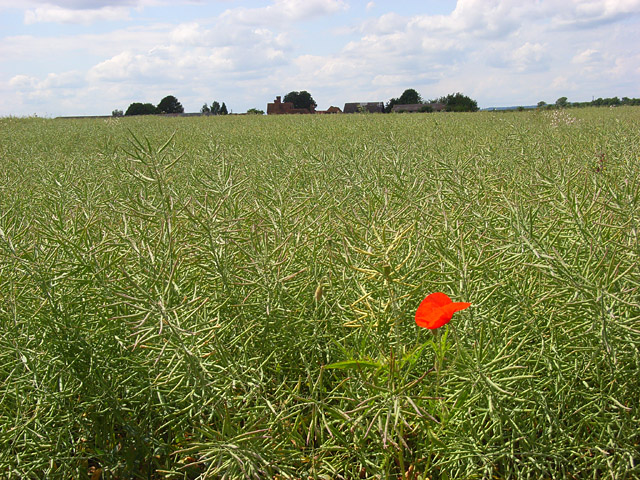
[
  {"x1": 267, "y1": 96, "x2": 315, "y2": 115},
  {"x1": 391, "y1": 103, "x2": 445, "y2": 113},
  {"x1": 343, "y1": 102, "x2": 385, "y2": 114},
  {"x1": 267, "y1": 96, "x2": 342, "y2": 115},
  {"x1": 317, "y1": 106, "x2": 342, "y2": 114}
]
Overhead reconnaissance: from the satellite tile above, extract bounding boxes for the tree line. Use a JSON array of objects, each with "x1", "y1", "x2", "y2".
[
  {"x1": 114, "y1": 95, "x2": 229, "y2": 116},
  {"x1": 385, "y1": 89, "x2": 479, "y2": 112},
  {"x1": 279, "y1": 89, "x2": 479, "y2": 113},
  {"x1": 538, "y1": 96, "x2": 640, "y2": 109},
  {"x1": 200, "y1": 101, "x2": 229, "y2": 115},
  {"x1": 113, "y1": 90, "x2": 478, "y2": 116},
  {"x1": 114, "y1": 90, "x2": 640, "y2": 117}
]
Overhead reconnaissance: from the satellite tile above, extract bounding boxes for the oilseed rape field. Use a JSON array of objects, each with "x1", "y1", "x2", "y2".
[{"x1": 1, "y1": 108, "x2": 638, "y2": 479}]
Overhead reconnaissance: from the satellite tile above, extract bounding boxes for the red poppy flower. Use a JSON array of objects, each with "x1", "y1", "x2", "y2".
[{"x1": 415, "y1": 292, "x2": 471, "y2": 329}]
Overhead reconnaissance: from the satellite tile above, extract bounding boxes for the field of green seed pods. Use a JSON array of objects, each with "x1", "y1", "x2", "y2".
[{"x1": 1, "y1": 109, "x2": 639, "y2": 479}]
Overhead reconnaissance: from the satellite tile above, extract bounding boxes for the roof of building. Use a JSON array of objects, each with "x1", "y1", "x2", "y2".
[
  {"x1": 343, "y1": 102, "x2": 385, "y2": 114},
  {"x1": 391, "y1": 103, "x2": 446, "y2": 113}
]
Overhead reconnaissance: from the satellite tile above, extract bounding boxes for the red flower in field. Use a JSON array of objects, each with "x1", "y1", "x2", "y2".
[{"x1": 415, "y1": 292, "x2": 471, "y2": 329}]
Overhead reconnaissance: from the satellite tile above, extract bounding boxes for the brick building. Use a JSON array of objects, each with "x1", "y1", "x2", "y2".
[{"x1": 267, "y1": 96, "x2": 315, "y2": 115}]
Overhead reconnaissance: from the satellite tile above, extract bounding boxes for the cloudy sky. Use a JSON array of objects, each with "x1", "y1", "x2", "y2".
[{"x1": 1, "y1": 0, "x2": 639, "y2": 116}]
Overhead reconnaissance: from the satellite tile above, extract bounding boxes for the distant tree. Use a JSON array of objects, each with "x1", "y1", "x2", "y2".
[
  {"x1": 385, "y1": 99, "x2": 398, "y2": 113},
  {"x1": 283, "y1": 91, "x2": 317, "y2": 111},
  {"x1": 555, "y1": 97, "x2": 569, "y2": 108},
  {"x1": 125, "y1": 102, "x2": 158, "y2": 116},
  {"x1": 220, "y1": 102, "x2": 228, "y2": 115},
  {"x1": 211, "y1": 101, "x2": 221, "y2": 115},
  {"x1": 112, "y1": 109, "x2": 123, "y2": 117},
  {"x1": 438, "y1": 92, "x2": 479, "y2": 112},
  {"x1": 201, "y1": 103, "x2": 211, "y2": 114},
  {"x1": 246, "y1": 108, "x2": 264, "y2": 115},
  {"x1": 398, "y1": 88, "x2": 422, "y2": 105},
  {"x1": 537, "y1": 101, "x2": 547, "y2": 108},
  {"x1": 157, "y1": 95, "x2": 184, "y2": 114}
]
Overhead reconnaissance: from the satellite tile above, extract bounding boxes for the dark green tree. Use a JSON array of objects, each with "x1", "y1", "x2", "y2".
[
  {"x1": 220, "y1": 102, "x2": 228, "y2": 115},
  {"x1": 211, "y1": 101, "x2": 221, "y2": 115},
  {"x1": 246, "y1": 108, "x2": 264, "y2": 115},
  {"x1": 386, "y1": 88, "x2": 423, "y2": 112},
  {"x1": 398, "y1": 88, "x2": 422, "y2": 104},
  {"x1": 438, "y1": 92, "x2": 479, "y2": 112},
  {"x1": 555, "y1": 96, "x2": 569, "y2": 108},
  {"x1": 157, "y1": 95, "x2": 184, "y2": 114},
  {"x1": 125, "y1": 102, "x2": 158, "y2": 116},
  {"x1": 283, "y1": 91, "x2": 317, "y2": 110},
  {"x1": 200, "y1": 103, "x2": 210, "y2": 114}
]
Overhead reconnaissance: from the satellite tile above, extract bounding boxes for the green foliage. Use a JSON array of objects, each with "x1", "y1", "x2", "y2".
[
  {"x1": 283, "y1": 90, "x2": 316, "y2": 110},
  {"x1": 438, "y1": 92, "x2": 479, "y2": 112},
  {"x1": 1, "y1": 109, "x2": 639, "y2": 478},
  {"x1": 551, "y1": 96, "x2": 640, "y2": 108},
  {"x1": 556, "y1": 96, "x2": 569, "y2": 108},
  {"x1": 200, "y1": 103, "x2": 210, "y2": 114},
  {"x1": 246, "y1": 108, "x2": 264, "y2": 115},
  {"x1": 125, "y1": 102, "x2": 158, "y2": 115},
  {"x1": 210, "y1": 101, "x2": 221, "y2": 115},
  {"x1": 157, "y1": 95, "x2": 184, "y2": 114},
  {"x1": 387, "y1": 88, "x2": 424, "y2": 112},
  {"x1": 219, "y1": 102, "x2": 228, "y2": 115},
  {"x1": 398, "y1": 88, "x2": 422, "y2": 105}
]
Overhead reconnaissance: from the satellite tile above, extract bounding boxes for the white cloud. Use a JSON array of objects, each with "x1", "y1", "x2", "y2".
[
  {"x1": 84, "y1": 19, "x2": 291, "y2": 88},
  {"x1": 511, "y1": 42, "x2": 548, "y2": 72},
  {"x1": 24, "y1": 5, "x2": 131, "y2": 24},
  {"x1": 2, "y1": 0, "x2": 640, "y2": 116},
  {"x1": 10, "y1": 71, "x2": 82, "y2": 90},
  {"x1": 222, "y1": 0, "x2": 348, "y2": 25},
  {"x1": 13, "y1": 0, "x2": 171, "y2": 24},
  {"x1": 572, "y1": 48, "x2": 603, "y2": 64},
  {"x1": 8, "y1": 75, "x2": 34, "y2": 89},
  {"x1": 546, "y1": 0, "x2": 640, "y2": 28},
  {"x1": 551, "y1": 76, "x2": 578, "y2": 91},
  {"x1": 7, "y1": 1, "x2": 137, "y2": 8},
  {"x1": 0, "y1": 0, "x2": 154, "y2": 10},
  {"x1": 8, "y1": 71, "x2": 84, "y2": 108},
  {"x1": 169, "y1": 22, "x2": 203, "y2": 45}
]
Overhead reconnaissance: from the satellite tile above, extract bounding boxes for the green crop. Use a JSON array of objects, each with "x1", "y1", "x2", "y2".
[{"x1": 0, "y1": 109, "x2": 638, "y2": 479}]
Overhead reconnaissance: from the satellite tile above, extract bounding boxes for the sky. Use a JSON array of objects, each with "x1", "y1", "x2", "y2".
[{"x1": 1, "y1": 0, "x2": 639, "y2": 117}]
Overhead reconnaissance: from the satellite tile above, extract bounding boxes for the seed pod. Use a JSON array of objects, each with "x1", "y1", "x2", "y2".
[{"x1": 382, "y1": 264, "x2": 392, "y2": 280}]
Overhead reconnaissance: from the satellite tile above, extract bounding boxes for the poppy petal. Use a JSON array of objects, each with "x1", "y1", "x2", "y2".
[
  {"x1": 423, "y1": 292, "x2": 452, "y2": 307},
  {"x1": 415, "y1": 306, "x2": 451, "y2": 329},
  {"x1": 443, "y1": 301, "x2": 472, "y2": 317},
  {"x1": 415, "y1": 293, "x2": 471, "y2": 329}
]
